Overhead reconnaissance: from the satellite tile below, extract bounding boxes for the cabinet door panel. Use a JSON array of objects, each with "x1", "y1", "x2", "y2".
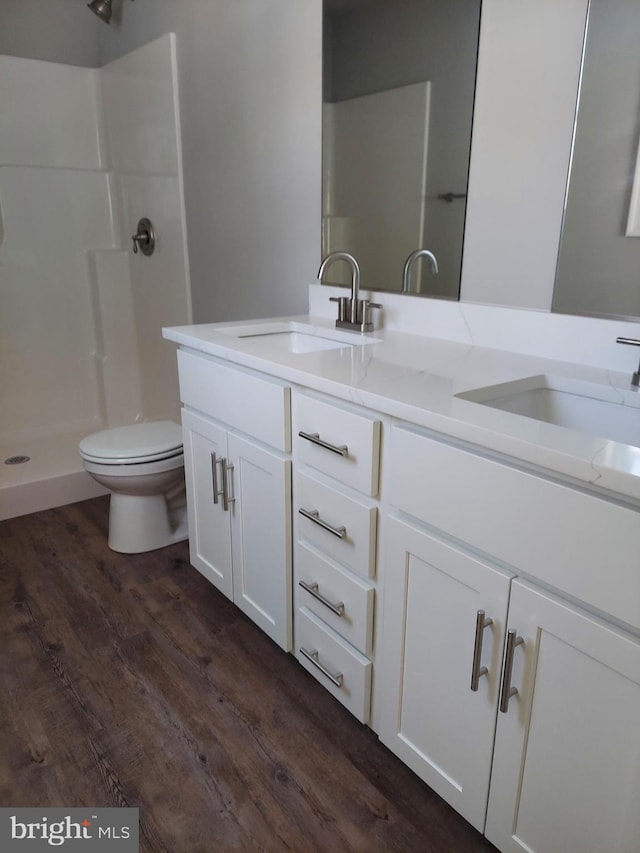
[
  {"x1": 181, "y1": 409, "x2": 233, "y2": 599},
  {"x1": 378, "y1": 516, "x2": 513, "y2": 832},
  {"x1": 228, "y1": 433, "x2": 292, "y2": 651},
  {"x1": 486, "y1": 580, "x2": 640, "y2": 853}
]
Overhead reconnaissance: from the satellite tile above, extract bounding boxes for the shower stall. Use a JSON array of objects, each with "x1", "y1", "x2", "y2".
[{"x1": 0, "y1": 34, "x2": 191, "y2": 520}]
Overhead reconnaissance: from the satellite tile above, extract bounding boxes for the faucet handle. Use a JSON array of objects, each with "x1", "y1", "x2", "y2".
[
  {"x1": 329, "y1": 295, "x2": 348, "y2": 323},
  {"x1": 359, "y1": 299, "x2": 382, "y2": 332}
]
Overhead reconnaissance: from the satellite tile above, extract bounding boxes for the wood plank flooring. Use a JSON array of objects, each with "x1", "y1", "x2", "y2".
[{"x1": 0, "y1": 497, "x2": 496, "y2": 852}]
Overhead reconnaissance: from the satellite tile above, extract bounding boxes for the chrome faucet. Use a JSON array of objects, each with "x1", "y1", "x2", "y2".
[
  {"x1": 402, "y1": 248, "x2": 439, "y2": 293},
  {"x1": 616, "y1": 337, "x2": 640, "y2": 387},
  {"x1": 318, "y1": 251, "x2": 381, "y2": 332}
]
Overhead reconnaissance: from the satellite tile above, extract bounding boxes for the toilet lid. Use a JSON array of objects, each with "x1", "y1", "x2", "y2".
[{"x1": 79, "y1": 421, "x2": 183, "y2": 464}]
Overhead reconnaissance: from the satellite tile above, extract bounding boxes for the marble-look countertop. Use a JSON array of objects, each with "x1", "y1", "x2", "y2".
[{"x1": 163, "y1": 315, "x2": 640, "y2": 504}]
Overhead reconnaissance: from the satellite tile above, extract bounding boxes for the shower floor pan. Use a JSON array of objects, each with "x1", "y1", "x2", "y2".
[{"x1": 0, "y1": 430, "x2": 107, "y2": 520}]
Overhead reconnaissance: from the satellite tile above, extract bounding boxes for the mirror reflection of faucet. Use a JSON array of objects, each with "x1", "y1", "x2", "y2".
[
  {"x1": 402, "y1": 249, "x2": 439, "y2": 294},
  {"x1": 318, "y1": 251, "x2": 382, "y2": 332}
]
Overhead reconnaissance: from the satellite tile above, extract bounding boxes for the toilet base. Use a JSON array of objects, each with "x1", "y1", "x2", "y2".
[{"x1": 108, "y1": 491, "x2": 188, "y2": 553}]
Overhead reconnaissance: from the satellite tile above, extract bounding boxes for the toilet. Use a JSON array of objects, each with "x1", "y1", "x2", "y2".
[{"x1": 79, "y1": 421, "x2": 188, "y2": 554}]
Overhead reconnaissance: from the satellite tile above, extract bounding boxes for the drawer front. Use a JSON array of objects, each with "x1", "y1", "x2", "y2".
[
  {"x1": 295, "y1": 392, "x2": 381, "y2": 495},
  {"x1": 295, "y1": 607, "x2": 372, "y2": 723},
  {"x1": 296, "y1": 541, "x2": 375, "y2": 655},
  {"x1": 296, "y1": 470, "x2": 377, "y2": 579},
  {"x1": 390, "y1": 425, "x2": 640, "y2": 630},
  {"x1": 178, "y1": 349, "x2": 291, "y2": 452}
]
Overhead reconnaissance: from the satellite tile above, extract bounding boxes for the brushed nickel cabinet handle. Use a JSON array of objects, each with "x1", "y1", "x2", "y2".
[
  {"x1": 298, "y1": 580, "x2": 345, "y2": 616},
  {"x1": 298, "y1": 507, "x2": 346, "y2": 539},
  {"x1": 298, "y1": 430, "x2": 348, "y2": 457},
  {"x1": 300, "y1": 647, "x2": 343, "y2": 687},
  {"x1": 211, "y1": 452, "x2": 223, "y2": 505},
  {"x1": 221, "y1": 460, "x2": 235, "y2": 512},
  {"x1": 470, "y1": 609, "x2": 494, "y2": 691},
  {"x1": 499, "y1": 629, "x2": 524, "y2": 713}
]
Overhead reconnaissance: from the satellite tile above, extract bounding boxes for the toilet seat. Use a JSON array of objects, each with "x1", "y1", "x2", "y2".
[
  {"x1": 79, "y1": 421, "x2": 183, "y2": 465},
  {"x1": 82, "y1": 452, "x2": 185, "y2": 477}
]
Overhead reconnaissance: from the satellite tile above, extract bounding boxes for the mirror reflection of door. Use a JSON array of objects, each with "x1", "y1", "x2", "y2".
[{"x1": 322, "y1": 0, "x2": 482, "y2": 298}]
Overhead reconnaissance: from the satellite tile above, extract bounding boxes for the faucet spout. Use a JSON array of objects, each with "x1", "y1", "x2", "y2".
[
  {"x1": 318, "y1": 251, "x2": 361, "y2": 324},
  {"x1": 616, "y1": 337, "x2": 640, "y2": 387},
  {"x1": 402, "y1": 249, "x2": 439, "y2": 294}
]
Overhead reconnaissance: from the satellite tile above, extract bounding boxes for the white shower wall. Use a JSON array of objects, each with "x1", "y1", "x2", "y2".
[
  {"x1": 100, "y1": 33, "x2": 191, "y2": 423},
  {"x1": 0, "y1": 34, "x2": 191, "y2": 520}
]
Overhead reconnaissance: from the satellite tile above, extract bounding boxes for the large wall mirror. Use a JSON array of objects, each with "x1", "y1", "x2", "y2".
[
  {"x1": 552, "y1": 0, "x2": 640, "y2": 320},
  {"x1": 321, "y1": 0, "x2": 481, "y2": 298}
]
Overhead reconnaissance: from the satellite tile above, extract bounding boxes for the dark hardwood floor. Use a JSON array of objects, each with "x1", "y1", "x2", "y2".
[{"x1": 0, "y1": 497, "x2": 496, "y2": 852}]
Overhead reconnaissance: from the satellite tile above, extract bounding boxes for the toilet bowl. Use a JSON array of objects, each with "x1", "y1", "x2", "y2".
[{"x1": 79, "y1": 421, "x2": 188, "y2": 554}]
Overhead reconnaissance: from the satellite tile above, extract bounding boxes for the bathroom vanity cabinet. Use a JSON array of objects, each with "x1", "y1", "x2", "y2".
[
  {"x1": 177, "y1": 349, "x2": 292, "y2": 651},
  {"x1": 378, "y1": 423, "x2": 640, "y2": 851},
  {"x1": 168, "y1": 322, "x2": 640, "y2": 853}
]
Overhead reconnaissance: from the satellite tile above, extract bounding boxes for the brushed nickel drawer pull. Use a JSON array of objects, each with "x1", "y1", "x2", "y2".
[
  {"x1": 298, "y1": 430, "x2": 348, "y2": 457},
  {"x1": 470, "y1": 609, "x2": 494, "y2": 691},
  {"x1": 299, "y1": 580, "x2": 345, "y2": 616},
  {"x1": 300, "y1": 647, "x2": 344, "y2": 687},
  {"x1": 499, "y1": 629, "x2": 524, "y2": 713},
  {"x1": 298, "y1": 507, "x2": 346, "y2": 539}
]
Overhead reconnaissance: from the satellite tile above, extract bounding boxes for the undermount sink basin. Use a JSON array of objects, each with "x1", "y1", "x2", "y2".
[
  {"x1": 242, "y1": 330, "x2": 353, "y2": 354},
  {"x1": 215, "y1": 321, "x2": 382, "y2": 354},
  {"x1": 456, "y1": 374, "x2": 640, "y2": 448}
]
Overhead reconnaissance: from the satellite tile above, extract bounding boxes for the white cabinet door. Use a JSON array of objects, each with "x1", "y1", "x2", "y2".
[
  {"x1": 486, "y1": 579, "x2": 640, "y2": 853},
  {"x1": 228, "y1": 432, "x2": 292, "y2": 651},
  {"x1": 181, "y1": 409, "x2": 233, "y2": 600},
  {"x1": 378, "y1": 516, "x2": 513, "y2": 832}
]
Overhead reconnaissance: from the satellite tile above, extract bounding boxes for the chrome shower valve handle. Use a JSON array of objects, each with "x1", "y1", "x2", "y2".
[{"x1": 131, "y1": 217, "x2": 156, "y2": 256}]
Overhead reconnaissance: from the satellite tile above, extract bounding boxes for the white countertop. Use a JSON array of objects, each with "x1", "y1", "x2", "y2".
[{"x1": 163, "y1": 314, "x2": 640, "y2": 503}]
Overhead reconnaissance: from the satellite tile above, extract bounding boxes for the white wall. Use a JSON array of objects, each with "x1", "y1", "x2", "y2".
[
  {"x1": 97, "y1": 0, "x2": 322, "y2": 324},
  {"x1": 553, "y1": 0, "x2": 640, "y2": 319},
  {"x1": 461, "y1": 0, "x2": 589, "y2": 310}
]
